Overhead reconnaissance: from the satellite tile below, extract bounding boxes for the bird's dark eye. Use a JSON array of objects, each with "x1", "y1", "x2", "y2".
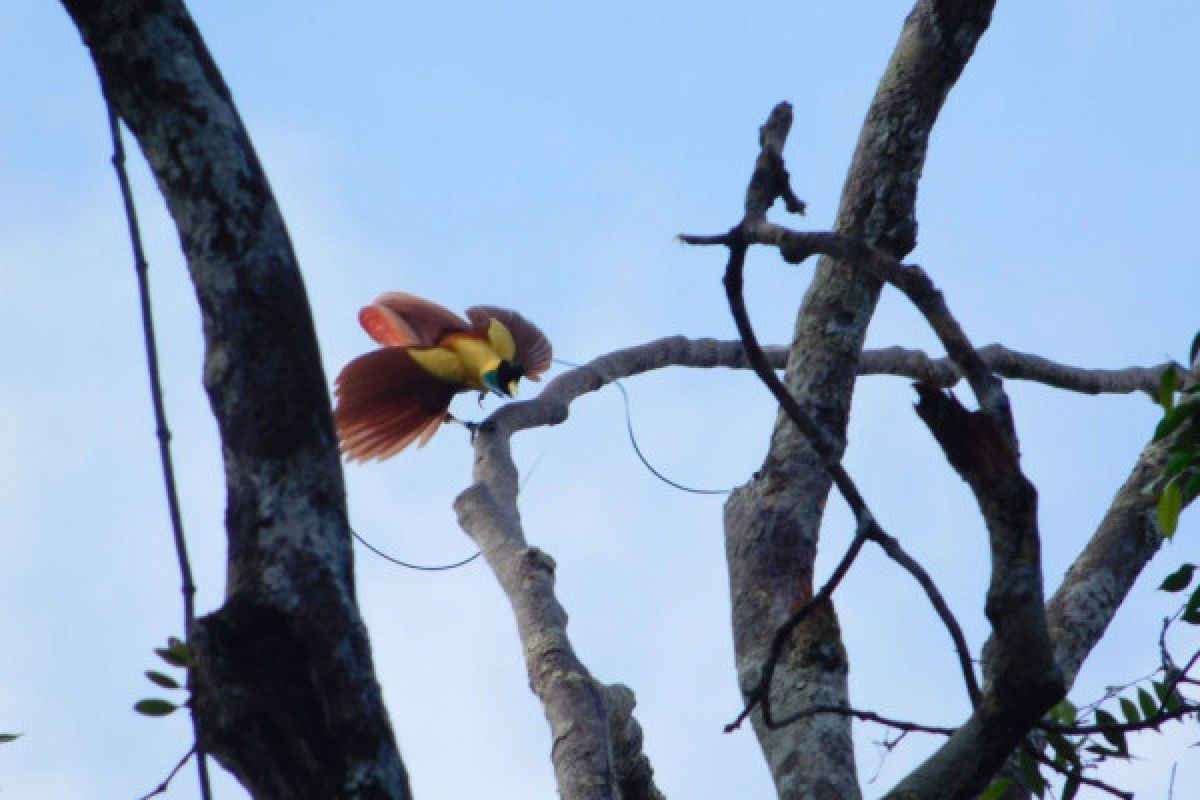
[{"x1": 496, "y1": 361, "x2": 525, "y2": 385}]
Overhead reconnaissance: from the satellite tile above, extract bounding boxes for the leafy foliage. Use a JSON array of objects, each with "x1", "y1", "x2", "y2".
[
  {"x1": 1150, "y1": 357, "x2": 1200, "y2": 539},
  {"x1": 1010, "y1": 558, "x2": 1200, "y2": 799},
  {"x1": 135, "y1": 636, "x2": 191, "y2": 718}
]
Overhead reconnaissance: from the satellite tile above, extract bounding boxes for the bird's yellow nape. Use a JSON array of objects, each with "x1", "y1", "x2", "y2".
[{"x1": 486, "y1": 318, "x2": 517, "y2": 361}]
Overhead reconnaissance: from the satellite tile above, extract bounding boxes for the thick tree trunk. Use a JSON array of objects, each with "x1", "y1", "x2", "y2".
[
  {"x1": 725, "y1": 2, "x2": 995, "y2": 796},
  {"x1": 59, "y1": 2, "x2": 410, "y2": 797}
]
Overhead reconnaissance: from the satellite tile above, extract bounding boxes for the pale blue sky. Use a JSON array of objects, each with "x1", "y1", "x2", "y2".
[{"x1": 1, "y1": 2, "x2": 1198, "y2": 798}]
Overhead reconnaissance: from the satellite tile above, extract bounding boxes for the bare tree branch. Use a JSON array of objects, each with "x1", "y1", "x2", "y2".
[
  {"x1": 1027, "y1": 745, "x2": 1134, "y2": 800},
  {"x1": 558, "y1": 338, "x2": 1175, "y2": 398},
  {"x1": 685, "y1": 97, "x2": 1064, "y2": 797},
  {"x1": 606, "y1": 685, "x2": 667, "y2": 800},
  {"x1": 859, "y1": 344, "x2": 1173, "y2": 396},
  {"x1": 136, "y1": 747, "x2": 197, "y2": 800},
  {"x1": 688, "y1": 107, "x2": 983, "y2": 734},
  {"x1": 893, "y1": 383, "x2": 1063, "y2": 797},
  {"x1": 698, "y1": 3, "x2": 999, "y2": 795},
  {"x1": 453, "y1": 341, "x2": 757, "y2": 800},
  {"x1": 450, "y1": 329, "x2": 1111, "y2": 798},
  {"x1": 61, "y1": 2, "x2": 410, "y2": 796},
  {"x1": 454, "y1": 485, "x2": 631, "y2": 800},
  {"x1": 770, "y1": 705, "x2": 956, "y2": 737}
]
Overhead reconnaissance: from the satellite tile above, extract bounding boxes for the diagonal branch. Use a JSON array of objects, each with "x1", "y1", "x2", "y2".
[
  {"x1": 1044, "y1": 438, "x2": 1173, "y2": 687},
  {"x1": 694, "y1": 104, "x2": 982, "y2": 731},
  {"x1": 453, "y1": 337, "x2": 778, "y2": 800},
  {"x1": 453, "y1": 483, "x2": 637, "y2": 800},
  {"x1": 449, "y1": 329, "x2": 1154, "y2": 798},
  {"x1": 723, "y1": 236, "x2": 982, "y2": 720},
  {"x1": 682, "y1": 98, "x2": 1065, "y2": 798},
  {"x1": 694, "y1": 5, "x2": 999, "y2": 795}
]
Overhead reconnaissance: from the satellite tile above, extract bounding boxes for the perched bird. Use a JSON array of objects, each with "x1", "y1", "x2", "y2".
[{"x1": 334, "y1": 292, "x2": 552, "y2": 461}]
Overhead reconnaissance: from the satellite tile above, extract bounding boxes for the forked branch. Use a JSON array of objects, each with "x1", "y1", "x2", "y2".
[{"x1": 681, "y1": 102, "x2": 1065, "y2": 798}]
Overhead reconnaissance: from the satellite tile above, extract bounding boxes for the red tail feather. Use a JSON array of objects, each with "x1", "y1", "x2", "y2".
[{"x1": 334, "y1": 348, "x2": 456, "y2": 461}]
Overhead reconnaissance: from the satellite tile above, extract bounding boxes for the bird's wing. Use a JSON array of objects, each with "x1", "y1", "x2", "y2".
[
  {"x1": 334, "y1": 347, "x2": 458, "y2": 461},
  {"x1": 466, "y1": 306, "x2": 553, "y2": 380},
  {"x1": 359, "y1": 292, "x2": 471, "y2": 347}
]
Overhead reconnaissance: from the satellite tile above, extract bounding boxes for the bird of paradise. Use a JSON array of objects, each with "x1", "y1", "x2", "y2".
[{"x1": 334, "y1": 292, "x2": 552, "y2": 461}]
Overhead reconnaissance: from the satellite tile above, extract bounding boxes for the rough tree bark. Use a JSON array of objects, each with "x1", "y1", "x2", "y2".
[
  {"x1": 60, "y1": 1, "x2": 410, "y2": 798},
  {"x1": 56, "y1": 0, "x2": 1189, "y2": 797},
  {"x1": 723, "y1": 2, "x2": 995, "y2": 796}
]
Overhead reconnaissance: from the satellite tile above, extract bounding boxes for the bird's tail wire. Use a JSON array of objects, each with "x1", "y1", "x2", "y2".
[
  {"x1": 351, "y1": 527, "x2": 480, "y2": 571},
  {"x1": 551, "y1": 357, "x2": 731, "y2": 496},
  {"x1": 354, "y1": 354, "x2": 730, "y2": 572}
]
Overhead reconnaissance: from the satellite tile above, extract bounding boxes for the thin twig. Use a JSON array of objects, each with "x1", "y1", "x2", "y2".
[
  {"x1": 1026, "y1": 743, "x2": 1133, "y2": 800},
  {"x1": 1042, "y1": 702, "x2": 1199, "y2": 735},
  {"x1": 724, "y1": 518, "x2": 873, "y2": 733},
  {"x1": 768, "y1": 704, "x2": 955, "y2": 735},
  {"x1": 136, "y1": 746, "x2": 196, "y2": 800},
  {"x1": 105, "y1": 99, "x2": 212, "y2": 800},
  {"x1": 1044, "y1": 648, "x2": 1200, "y2": 735},
  {"x1": 703, "y1": 105, "x2": 980, "y2": 728},
  {"x1": 725, "y1": 238, "x2": 981, "y2": 718},
  {"x1": 868, "y1": 529, "x2": 978, "y2": 713}
]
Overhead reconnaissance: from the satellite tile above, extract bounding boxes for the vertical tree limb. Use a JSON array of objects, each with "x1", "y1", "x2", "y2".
[
  {"x1": 60, "y1": 1, "x2": 410, "y2": 796},
  {"x1": 722, "y1": 2, "x2": 995, "y2": 795}
]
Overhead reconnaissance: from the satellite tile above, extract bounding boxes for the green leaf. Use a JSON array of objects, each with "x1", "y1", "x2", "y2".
[
  {"x1": 1094, "y1": 709, "x2": 1128, "y2": 754},
  {"x1": 134, "y1": 698, "x2": 178, "y2": 717},
  {"x1": 980, "y1": 778, "x2": 1014, "y2": 800},
  {"x1": 154, "y1": 638, "x2": 191, "y2": 669},
  {"x1": 1182, "y1": 586, "x2": 1200, "y2": 624},
  {"x1": 1119, "y1": 697, "x2": 1140, "y2": 724},
  {"x1": 0, "y1": 733, "x2": 20, "y2": 744},
  {"x1": 1050, "y1": 699, "x2": 1077, "y2": 725},
  {"x1": 1138, "y1": 687, "x2": 1159, "y2": 719},
  {"x1": 1152, "y1": 678, "x2": 1186, "y2": 712},
  {"x1": 145, "y1": 670, "x2": 181, "y2": 690},
  {"x1": 1154, "y1": 403, "x2": 1192, "y2": 442},
  {"x1": 1160, "y1": 563, "x2": 1196, "y2": 592},
  {"x1": 1159, "y1": 366, "x2": 1180, "y2": 409},
  {"x1": 154, "y1": 647, "x2": 187, "y2": 668},
  {"x1": 1171, "y1": 412, "x2": 1200, "y2": 450},
  {"x1": 1159, "y1": 482, "x2": 1184, "y2": 539},
  {"x1": 1018, "y1": 748, "x2": 1047, "y2": 798},
  {"x1": 1164, "y1": 452, "x2": 1200, "y2": 481},
  {"x1": 1045, "y1": 730, "x2": 1078, "y2": 767},
  {"x1": 1187, "y1": 474, "x2": 1200, "y2": 503}
]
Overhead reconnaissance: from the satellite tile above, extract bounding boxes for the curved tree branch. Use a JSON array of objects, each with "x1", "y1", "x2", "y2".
[
  {"x1": 699, "y1": 3, "x2": 998, "y2": 796},
  {"x1": 859, "y1": 344, "x2": 1172, "y2": 396},
  {"x1": 453, "y1": 338, "x2": 757, "y2": 800},
  {"x1": 61, "y1": 2, "x2": 409, "y2": 796},
  {"x1": 685, "y1": 98, "x2": 1062, "y2": 798}
]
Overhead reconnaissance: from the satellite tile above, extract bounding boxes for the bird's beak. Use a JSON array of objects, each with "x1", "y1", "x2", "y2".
[{"x1": 505, "y1": 380, "x2": 520, "y2": 398}]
